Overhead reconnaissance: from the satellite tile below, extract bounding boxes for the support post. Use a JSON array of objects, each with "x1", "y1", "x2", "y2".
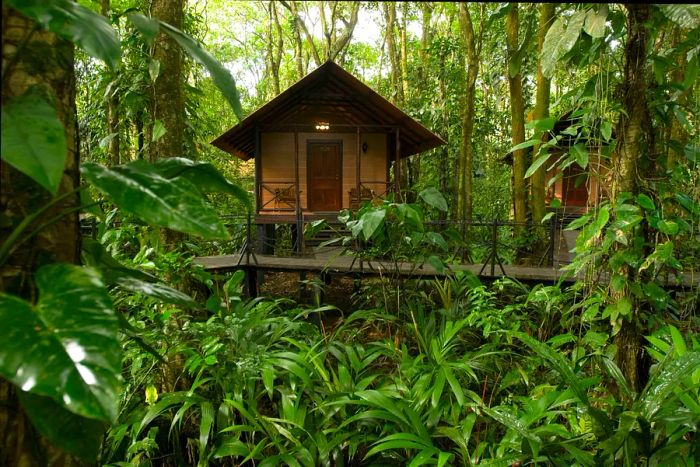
[
  {"x1": 356, "y1": 126, "x2": 361, "y2": 208},
  {"x1": 254, "y1": 127, "x2": 261, "y2": 213},
  {"x1": 245, "y1": 267, "x2": 258, "y2": 298},
  {"x1": 548, "y1": 213, "x2": 556, "y2": 267},
  {"x1": 491, "y1": 220, "x2": 497, "y2": 276},
  {"x1": 394, "y1": 127, "x2": 401, "y2": 201},
  {"x1": 294, "y1": 130, "x2": 302, "y2": 255}
]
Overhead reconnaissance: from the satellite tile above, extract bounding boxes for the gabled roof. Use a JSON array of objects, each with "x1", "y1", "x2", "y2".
[{"x1": 211, "y1": 61, "x2": 445, "y2": 160}]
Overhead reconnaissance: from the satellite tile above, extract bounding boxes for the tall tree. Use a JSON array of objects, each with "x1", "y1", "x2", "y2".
[
  {"x1": 280, "y1": 1, "x2": 359, "y2": 66},
  {"x1": 383, "y1": 2, "x2": 403, "y2": 104},
  {"x1": 101, "y1": 0, "x2": 120, "y2": 166},
  {"x1": 506, "y1": 3, "x2": 528, "y2": 224},
  {"x1": 150, "y1": 0, "x2": 185, "y2": 161},
  {"x1": 266, "y1": 1, "x2": 284, "y2": 96},
  {"x1": 530, "y1": 3, "x2": 556, "y2": 223},
  {"x1": 457, "y1": 3, "x2": 483, "y2": 222},
  {"x1": 1, "y1": 5, "x2": 79, "y2": 465},
  {"x1": 611, "y1": 3, "x2": 652, "y2": 392},
  {"x1": 288, "y1": 1, "x2": 306, "y2": 79}
]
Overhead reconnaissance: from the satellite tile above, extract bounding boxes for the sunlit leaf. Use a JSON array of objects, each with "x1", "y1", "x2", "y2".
[
  {"x1": 583, "y1": 5, "x2": 608, "y2": 38},
  {"x1": 159, "y1": 22, "x2": 243, "y2": 120},
  {"x1": 152, "y1": 119, "x2": 166, "y2": 142},
  {"x1": 154, "y1": 157, "x2": 252, "y2": 210},
  {"x1": 81, "y1": 161, "x2": 230, "y2": 239},
  {"x1": 126, "y1": 13, "x2": 160, "y2": 45},
  {"x1": 418, "y1": 187, "x2": 448, "y2": 212},
  {"x1": 148, "y1": 59, "x2": 161, "y2": 82},
  {"x1": 640, "y1": 351, "x2": 700, "y2": 419},
  {"x1": 1, "y1": 93, "x2": 66, "y2": 194},
  {"x1": 508, "y1": 138, "x2": 539, "y2": 154},
  {"x1": 362, "y1": 209, "x2": 386, "y2": 240},
  {"x1": 0, "y1": 264, "x2": 120, "y2": 422},
  {"x1": 525, "y1": 153, "x2": 551, "y2": 179},
  {"x1": 657, "y1": 4, "x2": 700, "y2": 30},
  {"x1": 541, "y1": 10, "x2": 586, "y2": 78}
]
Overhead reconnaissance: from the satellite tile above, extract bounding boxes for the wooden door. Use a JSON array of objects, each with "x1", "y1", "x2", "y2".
[
  {"x1": 562, "y1": 165, "x2": 588, "y2": 207},
  {"x1": 307, "y1": 142, "x2": 342, "y2": 211}
]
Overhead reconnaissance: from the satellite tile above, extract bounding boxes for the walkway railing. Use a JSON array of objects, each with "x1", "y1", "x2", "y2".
[{"x1": 80, "y1": 211, "x2": 574, "y2": 269}]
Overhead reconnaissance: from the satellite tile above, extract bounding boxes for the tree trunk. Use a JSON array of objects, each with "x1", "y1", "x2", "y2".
[
  {"x1": 383, "y1": 2, "x2": 402, "y2": 104},
  {"x1": 101, "y1": 0, "x2": 120, "y2": 166},
  {"x1": 1, "y1": 5, "x2": 79, "y2": 465},
  {"x1": 667, "y1": 26, "x2": 690, "y2": 170},
  {"x1": 150, "y1": 0, "x2": 184, "y2": 162},
  {"x1": 612, "y1": 3, "x2": 652, "y2": 393},
  {"x1": 267, "y1": 2, "x2": 283, "y2": 96},
  {"x1": 530, "y1": 3, "x2": 555, "y2": 223},
  {"x1": 506, "y1": 4, "x2": 528, "y2": 224},
  {"x1": 289, "y1": 1, "x2": 305, "y2": 79},
  {"x1": 457, "y1": 4, "x2": 481, "y2": 223}
]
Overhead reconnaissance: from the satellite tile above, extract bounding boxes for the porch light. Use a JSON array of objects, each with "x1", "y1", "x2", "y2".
[{"x1": 315, "y1": 122, "x2": 330, "y2": 131}]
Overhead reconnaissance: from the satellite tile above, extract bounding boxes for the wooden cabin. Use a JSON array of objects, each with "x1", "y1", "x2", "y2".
[
  {"x1": 212, "y1": 61, "x2": 445, "y2": 227},
  {"x1": 502, "y1": 111, "x2": 611, "y2": 217}
]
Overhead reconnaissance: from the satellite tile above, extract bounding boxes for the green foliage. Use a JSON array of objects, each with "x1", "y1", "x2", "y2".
[
  {"x1": 0, "y1": 265, "x2": 120, "y2": 458},
  {"x1": 7, "y1": 0, "x2": 120, "y2": 70},
  {"x1": 82, "y1": 161, "x2": 231, "y2": 239},
  {"x1": 1, "y1": 92, "x2": 67, "y2": 194}
]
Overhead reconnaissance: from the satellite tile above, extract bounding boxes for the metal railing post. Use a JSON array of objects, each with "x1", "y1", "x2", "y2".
[
  {"x1": 491, "y1": 219, "x2": 498, "y2": 276},
  {"x1": 549, "y1": 214, "x2": 556, "y2": 267}
]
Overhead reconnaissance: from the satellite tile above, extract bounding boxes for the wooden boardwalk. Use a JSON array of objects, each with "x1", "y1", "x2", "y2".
[{"x1": 194, "y1": 252, "x2": 697, "y2": 288}]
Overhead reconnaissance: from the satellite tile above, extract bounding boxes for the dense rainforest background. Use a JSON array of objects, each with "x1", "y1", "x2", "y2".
[{"x1": 1, "y1": 1, "x2": 699, "y2": 465}]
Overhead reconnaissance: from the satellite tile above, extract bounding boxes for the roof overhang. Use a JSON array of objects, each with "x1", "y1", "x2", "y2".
[{"x1": 211, "y1": 61, "x2": 446, "y2": 160}]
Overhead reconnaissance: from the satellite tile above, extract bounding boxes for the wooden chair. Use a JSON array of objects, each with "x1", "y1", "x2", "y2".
[
  {"x1": 349, "y1": 186, "x2": 374, "y2": 209},
  {"x1": 274, "y1": 185, "x2": 297, "y2": 209}
]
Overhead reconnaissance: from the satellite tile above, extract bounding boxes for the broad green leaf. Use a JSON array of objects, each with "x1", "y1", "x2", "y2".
[
  {"x1": 583, "y1": 5, "x2": 608, "y2": 38},
  {"x1": 1, "y1": 93, "x2": 66, "y2": 194},
  {"x1": 361, "y1": 209, "x2": 386, "y2": 240},
  {"x1": 81, "y1": 161, "x2": 230, "y2": 239},
  {"x1": 541, "y1": 10, "x2": 586, "y2": 78},
  {"x1": 640, "y1": 351, "x2": 700, "y2": 419},
  {"x1": 508, "y1": 138, "x2": 539, "y2": 154},
  {"x1": 657, "y1": 219, "x2": 679, "y2": 236},
  {"x1": 148, "y1": 59, "x2": 161, "y2": 82},
  {"x1": 668, "y1": 325, "x2": 687, "y2": 357},
  {"x1": 19, "y1": 391, "x2": 106, "y2": 460},
  {"x1": 683, "y1": 56, "x2": 698, "y2": 91},
  {"x1": 199, "y1": 401, "x2": 215, "y2": 463},
  {"x1": 636, "y1": 193, "x2": 656, "y2": 211},
  {"x1": 159, "y1": 21, "x2": 243, "y2": 120},
  {"x1": 154, "y1": 158, "x2": 252, "y2": 210},
  {"x1": 127, "y1": 13, "x2": 160, "y2": 45},
  {"x1": 565, "y1": 214, "x2": 591, "y2": 230},
  {"x1": 152, "y1": 119, "x2": 167, "y2": 142},
  {"x1": 526, "y1": 117, "x2": 557, "y2": 132},
  {"x1": 116, "y1": 277, "x2": 197, "y2": 309},
  {"x1": 0, "y1": 264, "x2": 120, "y2": 422},
  {"x1": 571, "y1": 143, "x2": 589, "y2": 168},
  {"x1": 601, "y1": 121, "x2": 613, "y2": 141},
  {"x1": 8, "y1": 0, "x2": 120, "y2": 70},
  {"x1": 418, "y1": 187, "x2": 448, "y2": 212},
  {"x1": 658, "y1": 4, "x2": 700, "y2": 30},
  {"x1": 525, "y1": 153, "x2": 551, "y2": 179}
]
